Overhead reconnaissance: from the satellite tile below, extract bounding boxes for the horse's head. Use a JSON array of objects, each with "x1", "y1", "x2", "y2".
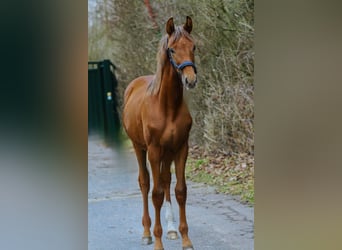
[{"x1": 166, "y1": 16, "x2": 197, "y2": 89}]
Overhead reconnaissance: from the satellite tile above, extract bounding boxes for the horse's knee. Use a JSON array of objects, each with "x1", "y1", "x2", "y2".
[
  {"x1": 175, "y1": 185, "x2": 187, "y2": 205},
  {"x1": 138, "y1": 177, "x2": 150, "y2": 190},
  {"x1": 152, "y1": 188, "x2": 164, "y2": 207}
]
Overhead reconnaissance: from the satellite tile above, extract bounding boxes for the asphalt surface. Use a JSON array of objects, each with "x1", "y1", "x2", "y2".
[{"x1": 88, "y1": 138, "x2": 254, "y2": 250}]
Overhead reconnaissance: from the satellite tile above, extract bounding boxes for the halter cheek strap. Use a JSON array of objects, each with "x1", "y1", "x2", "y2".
[{"x1": 167, "y1": 48, "x2": 197, "y2": 74}]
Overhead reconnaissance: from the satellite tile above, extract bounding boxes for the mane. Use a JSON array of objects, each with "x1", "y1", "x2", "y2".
[{"x1": 147, "y1": 26, "x2": 194, "y2": 95}]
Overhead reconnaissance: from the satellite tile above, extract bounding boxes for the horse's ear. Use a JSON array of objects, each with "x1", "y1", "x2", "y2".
[
  {"x1": 166, "y1": 17, "x2": 175, "y2": 36},
  {"x1": 183, "y1": 16, "x2": 192, "y2": 34}
]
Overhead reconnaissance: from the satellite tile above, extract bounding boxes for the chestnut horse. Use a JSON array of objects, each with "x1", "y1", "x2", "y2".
[{"x1": 123, "y1": 16, "x2": 197, "y2": 250}]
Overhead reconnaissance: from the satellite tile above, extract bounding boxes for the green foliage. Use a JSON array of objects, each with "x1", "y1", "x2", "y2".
[
  {"x1": 186, "y1": 153, "x2": 254, "y2": 204},
  {"x1": 195, "y1": 159, "x2": 208, "y2": 168}
]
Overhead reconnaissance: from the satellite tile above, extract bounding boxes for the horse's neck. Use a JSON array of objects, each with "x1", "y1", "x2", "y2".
[{"x1": 158, "y1": 65, "x2": 183, "y2": 116}]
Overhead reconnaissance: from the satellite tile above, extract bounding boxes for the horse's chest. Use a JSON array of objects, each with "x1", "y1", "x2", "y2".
[
  {"x1": 159, "y1": 121, "x2": 190, "y2": 149},
  {"x1": 144, "y1": 106, "x2": 192, "y2": 149}
]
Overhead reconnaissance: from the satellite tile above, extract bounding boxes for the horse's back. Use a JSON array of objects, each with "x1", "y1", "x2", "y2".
[{"x1": 124, "y1": 75, "x2": 153, "y2": 104}]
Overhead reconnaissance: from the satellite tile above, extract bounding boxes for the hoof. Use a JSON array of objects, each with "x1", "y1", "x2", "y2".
[
  {"x1": 183, "y1": 246, "x2": 194, "y2": 250},
  {"x1": 141, "y1": 236, "x2": 153, "y2": 245},
  {"x1": 166, "y1": 231, "x2": 179, "y2": 240},
  {"x1": 154, "y1": 248, "x2": 164, "y2": 250}
]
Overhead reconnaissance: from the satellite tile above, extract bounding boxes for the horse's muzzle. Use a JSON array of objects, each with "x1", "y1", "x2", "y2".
[{"x1": 182, "y1": 74, "x2": 197, "y2": 89}]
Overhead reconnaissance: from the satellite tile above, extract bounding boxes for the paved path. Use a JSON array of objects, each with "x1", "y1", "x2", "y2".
[{"x1": 88, "y1": 138, "x2": 254, "y2": 250}]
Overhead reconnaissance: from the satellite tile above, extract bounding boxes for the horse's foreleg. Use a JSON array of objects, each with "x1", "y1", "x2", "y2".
[
  {"x1": 148, "y1": 146, "x2": 164, "y2": 250},
  {"x1": 174, "y1": 143, "x2": 194, "y2": 250},
  {"x1": 133, "y1": 144, "x2": 152, "y2": 245},
  {"x1": 161, "y1": 160, "x2": 178, "y2": 240}
]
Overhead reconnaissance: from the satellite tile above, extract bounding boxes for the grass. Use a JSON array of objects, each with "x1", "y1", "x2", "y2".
[{"x1": 186, "y1": 151, "x2": 254, "y2": 205}]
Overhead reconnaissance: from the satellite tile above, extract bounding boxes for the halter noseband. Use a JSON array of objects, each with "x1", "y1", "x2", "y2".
[{"x1": 167, "y1": 48, "x2": 197, "y2": 74}]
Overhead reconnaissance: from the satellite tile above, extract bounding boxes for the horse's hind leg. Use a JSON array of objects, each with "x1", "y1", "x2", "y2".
[
  {"x1": 161, "y1": 159, "x2": 178, "y2": 240},
  {"x1": 133, "y1": 144, "x2": 152, "y2": 245}
]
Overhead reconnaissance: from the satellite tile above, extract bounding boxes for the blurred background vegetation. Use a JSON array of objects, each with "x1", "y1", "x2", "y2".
[{"x1": 89, "y1": 0, "x2": 254, "y2": 202}]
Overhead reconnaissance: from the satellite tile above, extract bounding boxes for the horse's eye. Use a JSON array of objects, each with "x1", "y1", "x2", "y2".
[{"x1": 169, "y1": 48, "x2": 175, "y2": 54}]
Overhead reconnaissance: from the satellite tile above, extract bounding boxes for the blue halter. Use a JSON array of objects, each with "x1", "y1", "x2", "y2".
[{"x1": 167, "y1": 48, "x2": 197, "y2": 74}]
